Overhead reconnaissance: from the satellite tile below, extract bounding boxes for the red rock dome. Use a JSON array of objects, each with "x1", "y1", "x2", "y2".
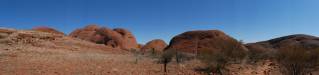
[{"x1": 166, "y1": 30, "x2": 247, "y2": 54}]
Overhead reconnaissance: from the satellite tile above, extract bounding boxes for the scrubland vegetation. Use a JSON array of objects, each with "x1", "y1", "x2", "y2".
[
  {"x1": 157, "y1": 41, "x2": 319, "y2": 75},
  {"x1": 275, "y1": 45, "x2": 319, "y2": 75}
]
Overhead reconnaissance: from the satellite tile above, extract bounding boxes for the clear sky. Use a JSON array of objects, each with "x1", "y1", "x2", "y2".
[{"x1": 0, "y1": 0, "x2": 319, "y2": 44}]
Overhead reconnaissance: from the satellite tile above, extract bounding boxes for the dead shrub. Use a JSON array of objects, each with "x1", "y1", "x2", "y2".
[
  {"x1": 275, "y1": 45, "x2": 319, "y2": 75},
  {"x1": 197, "y1": 40, "x2": 247, "y2": 75},
  {"x1": 247, "y1": 49, "x2": 276, "y2": 64}
]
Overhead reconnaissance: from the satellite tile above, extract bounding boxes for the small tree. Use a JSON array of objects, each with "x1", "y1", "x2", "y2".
[
  {"x1": 159, "y1": 49, "x2": 175, "y2": 72},
  {"x1": 149, "y1": 48, "x2": 159, "y2": 58},
  {"x1": 197, "y1": 40, "x2": 247, "y2": 75},
  {"x1": 276, "y1": 45, "x2": 319, "y2": 75},
  {"x1": 151, "y1": 48, "x2": 156, "y2": 55}
]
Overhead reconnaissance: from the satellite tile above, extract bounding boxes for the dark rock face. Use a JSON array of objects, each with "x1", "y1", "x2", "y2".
[
  {"x1": 69, "y1": 25, "x2": 138, "y2": 50},
  {"x1": 166, "y1": 30, "x2": 247, "y2": 54},
  {"x1": 32, "y1": 26, "x2": 64, "y2": 35},
  {"x1": 246, "y1": 34, "x2": 319, "y2": 51},
  {"x1": 141, "y1": 39, "x2": 167, "y2": 53}
]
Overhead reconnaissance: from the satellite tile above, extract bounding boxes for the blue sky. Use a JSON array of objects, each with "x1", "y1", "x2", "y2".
[{"x1": 0, "y1": 0, "x2": 319, "y2": 44}]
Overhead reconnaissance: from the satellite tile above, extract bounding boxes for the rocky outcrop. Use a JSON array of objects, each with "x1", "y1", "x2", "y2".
[
  {"x1": 69, "y1": 25, "x2": 138, "y2": 50},
  {"x1": 0, "y1": 28, "x2": 16, "y2": 39},
  {"x1": 166, "y1": 30, "x2": 247, "y2": 54},
  {"x1": 141, "y1": 39, "x2": 167, "y2": 53},
  {"x1": 113, "y1": 28, "x2": 139, "y2": 50},
  {"x1": 0, "y1": 28, "x2": 65, "y2": 47},
  {"x1": 69, "y1": 25, "x2": 101, "y2": 43},
  {"x1": 246, "y1": 34, "x2": 319, "y2": 51},
  {"x1": 32, "y1": 26, "x2": 64, "y2": 35},
  {"x1": 137, "y1": 44, "x2": 144, "y2": 49}
]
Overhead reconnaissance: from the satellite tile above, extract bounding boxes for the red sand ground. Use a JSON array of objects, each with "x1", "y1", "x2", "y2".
[{"x1": 0, "y1": 29, "x2": 203, "y2": 75}]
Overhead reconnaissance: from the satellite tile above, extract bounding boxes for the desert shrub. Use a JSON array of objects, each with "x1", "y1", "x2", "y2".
[
  {"x1": 175, "y1": 51, "x2": 196, "y2": 64},
  {"x1": 247, "y1": 49, "x2": 276, "y2": 64},
  {"x1": 130, "y1": 49, "x2": 142, "y2": 64},
  {"x1": 142, "y1": 48, "x2": 163, "y2": 59},
  {"x1": 275, "y1": 45, "x2": 319, "y2": 75},
  {"x1": 95, "y1": 39, "x2": 105, "y2": 44},
  {"x1": 197, "y1": 49, "x2": 227, "y2": 75},
  {"x1": 197, "y1": 40, "x2": 247, "y2": 75}
]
